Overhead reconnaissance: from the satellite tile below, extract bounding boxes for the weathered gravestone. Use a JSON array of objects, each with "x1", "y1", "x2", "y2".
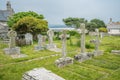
[
  {"x1": 55, "y1": 30, "x2": 73, "y2": 67},
  {"x1": 4, "y1": 30, "x2": 27, "y2": 58},
  {"x1": 46, "y1": 29, "x2": 61, "y2": 52},
  {"x1": 25, "y1": 33, "x2": 33, "y2": 45},
  {"x1": 90, "y1": 29, "x2": 103, "y2": 56},
  {"x1": 74, "y1": 23, "x2": 93, "y2": 62},
  {"x1": 35, "y1": 34, "x2": 44, "y2": 50},
  {"x1": 22, "y1": 68, "x2": 65, "y2": 80}
]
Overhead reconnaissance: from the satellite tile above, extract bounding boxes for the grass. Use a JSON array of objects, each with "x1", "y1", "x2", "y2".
[{"x1": 0, "y1": 35, "x2": 120, "y2": 80}]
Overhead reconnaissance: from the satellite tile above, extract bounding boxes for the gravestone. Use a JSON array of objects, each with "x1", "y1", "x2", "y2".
[
  {"x1": 34, "y1": 34, "x2": 44, "y2": 50},
  {"x1": 25, "y1": 33, "x2": 33, "y2": 45},
  {"x1": 46, "y1": 29, "x2": 61, "y2": 52},
  {"x1": 55, "y1": 30, "x2": 73, "y2": 67},
  {"x1": 90, "y1": 29, "x2": 103, "y2": 56},
  {"x1": 22, "y1": 68, "x2": 65, "y2": 80},
  {"x1": 74, "y1": 23, "x2": 93, "y2": 62},
  {"x1": 4, "y1": 30, "x2": 27, "y2": 58}
]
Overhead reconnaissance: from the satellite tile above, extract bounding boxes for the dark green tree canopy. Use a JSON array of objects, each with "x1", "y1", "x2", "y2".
[
  {"x1": 63, "y1": 17, "x2": 87, "y2": 28},
  {"x1": 86, "y1": 18, "x2": 106, "y2": 31},
  {"x1": 7, "y1": 11, "x2": 44, "y2": 27}
]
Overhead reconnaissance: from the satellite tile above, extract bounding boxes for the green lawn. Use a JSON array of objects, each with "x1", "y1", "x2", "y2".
[{"x1": 0, "y1": 35, "x2": 120, "y2": 80}]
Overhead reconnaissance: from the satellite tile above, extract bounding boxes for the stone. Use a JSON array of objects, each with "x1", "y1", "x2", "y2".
[
  {"x1": 25, "y1": 33, "x2": 33, "y2": 45},
  {"x1": 74, "y1": 23, "x2": 92, "y2": 62},
  {"x1": 55, "y1": 57, "x2": 73, "y2": 68},
  {"x1": 90, "y1": 29, "x2": 103, "y2": 56},
  {"x1": 111, "y1": 50, "x2": 120, "y2": 55},
  {"x1": 34, "y1": 34, "x2": 44, "y2": 50},
  {"x1": 47, "y1": 29, "x2": 54, "y2": 45},
  {"x1": 4, "y1": 30, "x2": 27, "y2": 58},
  {"x1": 22, "y1": 68, "x2": 65, "y2": 80},
  {"x1": 55, "y1": 30, "x2": 73, "y2": 67},
  {"x1": 46, "y1": 30, "x2": 61, "y2": 52},
  {"x1": 74, "y1": 53, "x2": 93, "y2": 62}
]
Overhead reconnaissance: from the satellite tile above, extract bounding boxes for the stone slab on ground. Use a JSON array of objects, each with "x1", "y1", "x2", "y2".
[
  {"x1": 10, "y1": 54, "x2": 27, "y2": 58},
  {"x1": 55, "y1": 57, "x2": 73, "y2": 68},
  {"x1": 74, "y1": 53, "x2": 93, "y2": 62},
  {"x1": 22, "y1": 67, "x2": 65, "y2": 80},
  {"x1": 4, "y1": 47, "x2": 20, "y2": 55},
  {"x1": 93, "y1": 50, "x2": 103, "y2": 56},
  {"x1": 111, "y1": 50, "x2": 120, "y2": 55}
]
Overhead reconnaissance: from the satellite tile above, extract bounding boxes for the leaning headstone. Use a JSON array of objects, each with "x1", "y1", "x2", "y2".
[
  {"x1": 74, "y1": 23, "x2": 93, "y2": 62},
  {"x1": 4, "y1": 30, "x2": 27, "y2": 58},
  {"x1": 22, "y1": 68, "x2": 65, "y2": 80},
  {"x1": 25, "y1": 33, "x2": 33, "y2": 45},
  {"x1": 55, "y1": 30, "x2": 73, "y2": 67},
  {"x1": 90, "y1": 29, "x2": 103, "y2": 56},
  {"x1": 46, "y1": 30, "x2": 61, "y2": 52},
  {"x1": 34, "y1": 34, "x2": 44, "y2": 50}
]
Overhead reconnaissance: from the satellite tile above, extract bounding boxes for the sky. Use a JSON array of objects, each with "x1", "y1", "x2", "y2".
[{"x1": 0, "y1": 0, "x2": 120, "y2": 25}]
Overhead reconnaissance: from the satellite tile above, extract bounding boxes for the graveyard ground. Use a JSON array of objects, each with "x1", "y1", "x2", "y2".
[{"x1": 0, "y1": 35, "x2": 120, "y2": 80}]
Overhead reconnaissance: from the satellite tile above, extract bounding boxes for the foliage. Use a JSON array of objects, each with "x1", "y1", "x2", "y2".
[
  {"x1": 7, "y1": 11, "x2": 44, "y2": 27},
  {"x1": 99, "y1": 27, "x2": 108, "y2": 32},
  {"x1": 86, "y1": 18, "x2": 106, "y2": 31},
  {"x1": 63, "y1": 17, "x2": 87, "y2": 28},
  {"x1": 13, "y1": 16, "x2": 48, "y2": 34}
]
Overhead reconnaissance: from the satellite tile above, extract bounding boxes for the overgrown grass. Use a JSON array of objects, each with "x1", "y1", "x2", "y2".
[{"x1": 0, "y1": 35, "x2": 120, "y2": 80}]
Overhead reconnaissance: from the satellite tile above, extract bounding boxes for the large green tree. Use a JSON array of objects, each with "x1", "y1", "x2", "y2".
[
  {"x1": 86, "y1": 18, "x2": 106, "y2": 31},
  {"x1": 63, "y1": 17, "x2": 87, "y2": 28},
  {"x1": 7, "y1": 11, "x2": 44, "y2": 27},
  {"x1": 13, "y1": 16, "x2": 48, "y2": 35}
]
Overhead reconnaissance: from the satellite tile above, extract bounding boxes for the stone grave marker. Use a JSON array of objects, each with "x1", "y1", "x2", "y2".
[
  {"x1": 46, "y1": 29, "x2": 61, "y2": 52},
  {"x1": 34, "y1": 34, "x2": 44, "y2": 50},
  {"x1": 90, "y1": 29, "x2": 103, "y2": 56},
  {"x1": 22, "y1": 68, "x2": 65, "y2": 80},
  {"x1": 25, "y1": 33, "x2": 33, "y2": 45},
  {"x1": 55, "y1": 30, "x2": 73, "y2": 67},
  {"x1": 74, "y1": 23, "x2": 93, "y2": 62},
  {"x1": 4, "y1": 30, "x2": 27, "y2": 58}
]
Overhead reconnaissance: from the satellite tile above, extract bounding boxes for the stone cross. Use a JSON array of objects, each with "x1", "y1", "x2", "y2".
[
  {"x1": 80, "y1": 23, "x2": 86, "y2": 53},
  {"x1": 94, "y1": 29, "x2": 100, "y2": 51},
  {"x1": 47, "y1": 29, "x2": 54, "y2": 45},
  {"x1": 61, "y1": 30, "x2": 67, "y2": 58},
  {"x1": 7, "y1": 30, "x2": 17, "y2": 48},
  {"x1": 37, "y1": 34, "x2": 43, "y2": 47}
]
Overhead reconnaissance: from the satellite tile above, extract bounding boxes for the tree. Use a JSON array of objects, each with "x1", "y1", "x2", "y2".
[
  {"x1": 99, "y1": 27, "x2": 107, "y2": 32},
  {"x1": 7, "y1": 11, "x2": 44, "y2": 27},
  {"x1": 86, "y1": 18, "x2": 106, "y2": 31},
  {"x1": 63, "y1": 17, "x2": 87, "y2": 28},
  {"x1": 13, "y1": 16, "x2": 48, "y2": 35}
]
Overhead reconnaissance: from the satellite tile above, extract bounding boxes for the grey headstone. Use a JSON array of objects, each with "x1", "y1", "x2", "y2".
[{"x1": 25, "y1": 33, "x2": 33, "y2": 45}]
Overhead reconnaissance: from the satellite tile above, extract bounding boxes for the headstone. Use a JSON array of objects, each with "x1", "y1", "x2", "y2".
[
  {"x1": 25, "y1": 33, "x2": 33, "y2": 45},
  {"x1": 4, "y1": 30, "x2": 27, "y2": 58},
  {"x1": 22, "y1": 68, "x2": 65, "y2": 80},
  {"x1": 55, "y1": 30, "x2": 73, "y2": 67},
  {"x1": 46, "y1": 30, "x2": 61, "y2": 52},
  {"x1": 90, "y1": 29, "x2": 103, "y2": 56},
  {"x1": 74, "y1": 23, "x2": 93, "y2": 62},
  {"x1": 34, "y1": 34, "x2": 44, "y2": 50}
]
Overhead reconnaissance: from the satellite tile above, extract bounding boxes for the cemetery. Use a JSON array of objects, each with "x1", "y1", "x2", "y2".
[
  {"x1": 0, "y1": 24, "x2": 120, "y2": 80},
  {"x1": 0, "y1": 1, "x2": 120, "y2": 80}
]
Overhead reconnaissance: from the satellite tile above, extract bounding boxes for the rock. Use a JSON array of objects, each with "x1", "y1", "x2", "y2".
[{"x1": 55, "y1": 57, "x2": 73, "y2": 68}]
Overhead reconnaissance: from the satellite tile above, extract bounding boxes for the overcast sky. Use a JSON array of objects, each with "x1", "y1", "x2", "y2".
[{"x1": 0, "y1": 0, "x2": 120, "y2": 25}]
